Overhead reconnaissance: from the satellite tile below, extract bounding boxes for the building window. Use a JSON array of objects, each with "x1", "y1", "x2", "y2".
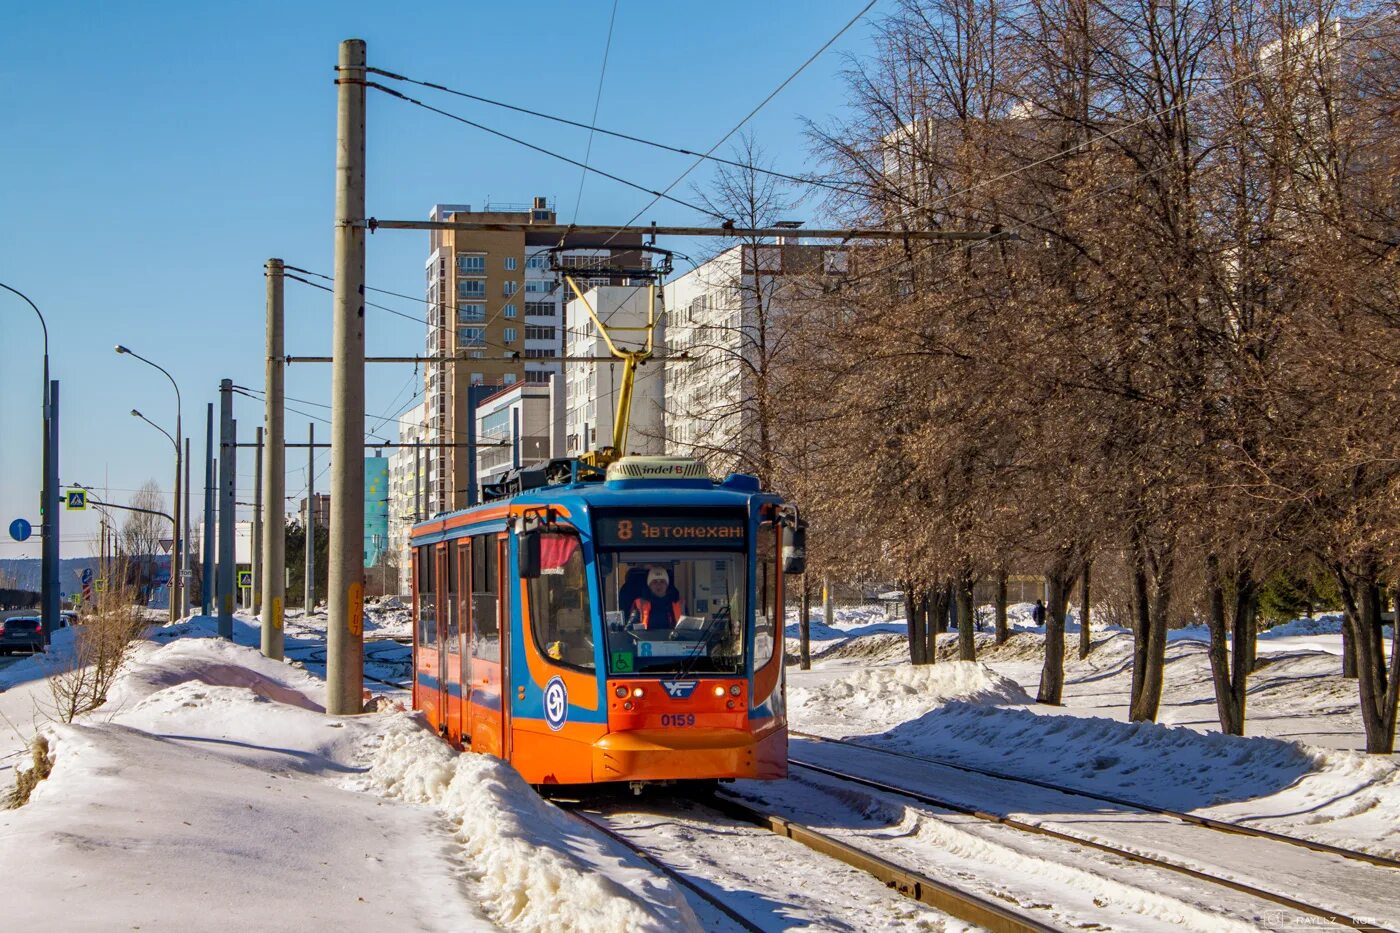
[
  {"x1": 470, "y1": 372, "x2": 484, "y2": 385},
  {"x1": 504, "y1": 256, "x2": 517, "y2": 271},
  {"x1": 470, "y1": 351, "x2": 484, "y2": 359},
  {"x1": 526, "y1": 253, "x2": 549, "y2": 269},
  {"x1": 525, "y1": 279, "x2": 553, "y2": 294},
  {"x1": 503, "y1": 303, "x2": 517, "y2": 319},
  {"x1": 525, "y1": 301, "x2": 555, "y2": 318},
  {"x1": 457, "y1": 280, "x2": 485, "y2": 299},
  {"x1": 504, "y1": 327, "x2": 518, "y2": 343},
  {"x1": 525, "y1": 325, "x2": 556, "y2": 341},
  {"x1": 504, "y1": 373, "x2": 518, "y2": 385},
  {"x1": 503, "y1": 281, "x2": 518, "y2": 297},
  {"x1": 458, "y1": 303, "x2": 486, "y2": 323},
  {"x1": 525, "y1": 348, "x2": 557, "y2": 359},
  {"x1": 525, "y1": 370, "x2": 552, "y2": 384},
  {"x1": 458, "y1": 327, "x2": 485, "y2": 347},
  {"x1": 457, "y1": 254, "x2": 486, "y2": 275}
]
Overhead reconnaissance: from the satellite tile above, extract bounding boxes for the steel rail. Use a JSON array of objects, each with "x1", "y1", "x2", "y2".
[
  {"x1": 563, "y1": 808, "x2": 765, "y2": 933},
  {"x1": 788, "y1": 758, "x2": 1397, "y2": 933},
  {"x1": 703, "y1": 793, "x2": 1058, "y2": 933},
  {"x1": 791, "y1": 730, "x2": 1400, "y2": 871}
]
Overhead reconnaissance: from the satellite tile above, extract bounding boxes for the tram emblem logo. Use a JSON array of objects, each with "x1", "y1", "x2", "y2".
[
  {"x1": 543, "y1": 676, "x2": 568, "y2": 731},
  {"x1": 661, "y1": 680, "x2": 698, "y2": 699}
]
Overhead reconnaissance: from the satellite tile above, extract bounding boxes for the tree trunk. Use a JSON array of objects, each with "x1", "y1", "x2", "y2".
[
  {"x1": 957, "y1": 575, "x2": 976, "y2": 661},
  {"x1": 995, "y1": 570, "x2": 1009, "y2": 645},
  {"x1": 1129, "y1": 545, "x2": 1173, "y2": 722},
  {"x1": 799, "y1": 577, "x2": 812, "y2": 671},
  {"x1": 1078, "y1": 560, "x2": 1092, "y2": 659},
  {"x1": 1341, "y1": 605, "x2": 1358, "y2": 678},
  {"x1": 906, "y1": 583, "x2": 927, "y2": 665},
  {"x1": 1204, "y1": 554, "x2": 1254, "y2": 736},
  {"x1": 1129, "y1": 534, "x2": 1150, "y2": 711},
  {"x1": 1037, "y1": 565, "x2": 1073, "y2": 705},
  {"x1": 928, "y1": 584, "x2": 951, "y2": 662},
  {"x1": 1334, "y1": 563, "x2": 1398, "y2": 753}
]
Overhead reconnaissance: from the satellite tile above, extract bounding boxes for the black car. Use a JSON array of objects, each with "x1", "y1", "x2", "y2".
[{"x1": 0, "y1": 616, "x2": 44, "y2": 655}]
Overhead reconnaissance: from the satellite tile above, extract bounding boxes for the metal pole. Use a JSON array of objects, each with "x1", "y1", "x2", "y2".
[
  {"x1": 183, "y1": 437, "x2": 191, "y2": 616},
  {"x1": 217, "y1": 380, "x2": 235, "y2": 638},
  {"x1": 328, "y1": 37, "x2": 367, "y2": 714},
  {"x1": 170, "y1": 414, "x2": 182, "y2": 622},
  {"x1": 43, "y1": 379, "x2": 59, "y2": 641},
  {"x1": 305, "y1": 422, "x2": 315, "y2": 614},
  {"x1": 263, "y1": 258, "x2": 286, "y2": 659},
  {"x1": 252, "y1": 426, "x2": 263, "y2": 616},
  {"x1": 202, "y1": 403, "x2": 214, "y2": 616}
]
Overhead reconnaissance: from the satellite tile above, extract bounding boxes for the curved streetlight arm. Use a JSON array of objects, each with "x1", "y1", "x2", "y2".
[
  {"x1": 115, "y1": 345, "x2": 181, "y2": 417},
  {"x1": 0, "y1": 281, "x2": 49, "y2": 362},
  {"x1": 131, "y1": 410, "x2": 178, "y2": 452}
]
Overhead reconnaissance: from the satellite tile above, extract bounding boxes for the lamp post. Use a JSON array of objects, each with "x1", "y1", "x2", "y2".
[
  {"x1": 115, "y1": 346, "x2": 183, "y2": 622},
  {"x1": 0, "y1": 281, "x2": 58, "y2": 643}
]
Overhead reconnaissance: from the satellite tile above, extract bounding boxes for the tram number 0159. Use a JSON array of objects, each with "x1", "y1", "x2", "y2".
[{"x1": 659, "y1": 714, "x2": 696, "y2": 728}]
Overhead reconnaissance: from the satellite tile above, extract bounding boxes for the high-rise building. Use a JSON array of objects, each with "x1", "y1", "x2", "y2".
[
  {"x1": 387, "y1": 402, "x2": 427, "y2": 595},
  {"x1": 424, "y1": 198, "x2": 642, "y2": 511},
  {"x1": 474, "y1": 377, "x2": 566, "y2": 494},
  {"x1": 564, "y1": 285, "x2": 666, "y2": 458}
]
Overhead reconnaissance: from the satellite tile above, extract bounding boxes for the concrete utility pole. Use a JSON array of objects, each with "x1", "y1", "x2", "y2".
[
  {"x1": 217, "y1": 380, "x2": 235, "y2": 639},
  {"x1": 328, "y1": 37, "x2": 367, "y2": 714},
  {"x1": 305, "y1": 422, "x2": 315, "y2": 615},
  {"x1": 202, "y1": 403, "x2": 215, "y2": 616},
  {"x1": 43, "y1": 380, "x2": 59, "y2": 641},
  {"x1": 262, "y1": 258, "x2": 286, "y2": 659},
  {"x1": 183, "y1": 437, "x2": 191, "y2": 617},
  {"x1": 252, "y1": 426, "x2": 263, "y2": 616}
]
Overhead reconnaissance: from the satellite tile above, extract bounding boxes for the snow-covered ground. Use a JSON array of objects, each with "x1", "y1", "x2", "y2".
[{"x1": 0, "y1": 616, "x2": 698, "y2": 932}]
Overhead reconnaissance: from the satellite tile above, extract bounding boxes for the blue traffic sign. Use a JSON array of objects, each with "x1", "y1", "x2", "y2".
[
  {"x1": 8, "y1": 518, "x2": 32, "y2": 542},
  {"x1": 81, "y1": 568, "x2": 93, "y2": 585},
  {"x1": 65, "y1": 489, "x2": 87, "y2": 511}
]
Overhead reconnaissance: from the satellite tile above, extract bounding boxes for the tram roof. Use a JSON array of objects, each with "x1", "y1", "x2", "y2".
[{"x1": 409, "y1": 473, "x2": 780, "y2": 539}]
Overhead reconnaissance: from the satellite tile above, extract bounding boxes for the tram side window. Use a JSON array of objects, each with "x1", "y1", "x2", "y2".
[
  {"x1": 527, "y1": 531, "x2": 595, "y2": 670},
  {"x1": 445, "y1": 542, "x2": 460, "y2": 653},
  {"x1": 417, "y1": 546, "x2": 438, "y2": 648},
  {"x1": 471, "y1": 533, "x2": 500, "y2": 662},
  {"x1": 755, "y1": 523, "x2": 778, "y2": 667}
]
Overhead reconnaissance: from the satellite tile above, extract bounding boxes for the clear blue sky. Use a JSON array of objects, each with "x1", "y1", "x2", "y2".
[{"x1": 0, "y1": 0, "x2": 877, "y2": 560}]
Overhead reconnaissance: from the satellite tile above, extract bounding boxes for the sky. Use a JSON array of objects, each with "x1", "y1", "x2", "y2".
[{"x1": 0, "y1": 0, "x2": 879, "y2": 561}]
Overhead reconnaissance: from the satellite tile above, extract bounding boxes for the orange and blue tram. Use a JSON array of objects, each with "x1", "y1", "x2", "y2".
[{"x1": 408, "y1": 455, "x2": 805, "y2": 788}]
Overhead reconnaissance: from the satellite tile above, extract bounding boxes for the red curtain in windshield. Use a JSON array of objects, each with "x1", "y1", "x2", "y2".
[{"x1": 540, "y1": 532, "x2": 580, "y2": 571}]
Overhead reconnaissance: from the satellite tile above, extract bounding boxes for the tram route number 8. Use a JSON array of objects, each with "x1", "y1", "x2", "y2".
[{"x1": 659, "y1": 713, "x2": 696, "y2": 727}]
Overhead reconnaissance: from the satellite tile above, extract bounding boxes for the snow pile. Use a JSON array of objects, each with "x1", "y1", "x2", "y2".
[
  {"x1": 1261, "y1": 613, "x2": 1345, "y2": 638},
  {"x1": 791, "y1": 661, "x2": 1031, "y2": 731},
  {"x1": 361, "y1": 718, "x2": 700, "y2": 933}
]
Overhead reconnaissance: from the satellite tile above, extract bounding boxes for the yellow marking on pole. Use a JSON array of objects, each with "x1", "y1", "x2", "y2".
[
  {"x1": 271, "y1": 596, "x2": 284, "y2": 630},
  {"x1": 223, "y1": 595, "x2": 233, "y2": 614},
  {"x1": 348, "y1": 582, "x2": 364, "y2": 637}
]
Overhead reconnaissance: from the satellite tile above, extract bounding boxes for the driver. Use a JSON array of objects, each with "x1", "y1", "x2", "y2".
[{"x1": 629, "y1": 566, "x2": 684, "y2": 630}]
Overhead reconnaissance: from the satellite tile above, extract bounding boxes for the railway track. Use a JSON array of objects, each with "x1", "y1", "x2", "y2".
[
  {"x1": 785, "y1": 750, "x2": 1397, "y2": 932},
  {"x1": 792, "y1": 730, "x2": 1400, "y2": 871},
  {"x1": 567, "y1": 792, "x2": 1058, "y2": 933}
]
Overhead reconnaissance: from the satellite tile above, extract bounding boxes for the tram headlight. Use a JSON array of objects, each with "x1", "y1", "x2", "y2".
[
  {"x1": 632, "y1": 687, "x2": 645, "y2": 698},
  {"x1": 713, "y1": 686, "x2": 726, "y2": 697},
  {"x1": 729, "y1": 684, "x2": 742, "y2": 696},
  {"x1": 614, "y1": 686, "x2": 627, "y2": 698},
  {"x1": 623, "y1": 700, "x2": 633, "y2": 711}
]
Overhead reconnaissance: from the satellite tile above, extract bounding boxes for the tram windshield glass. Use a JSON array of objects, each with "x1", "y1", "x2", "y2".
[{"x1": 597, "y1": 550, "x2": 747, "y2": 676}]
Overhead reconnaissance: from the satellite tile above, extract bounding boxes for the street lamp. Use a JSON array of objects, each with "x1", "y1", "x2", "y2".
[
  {"x1": 115, "y1": 345, "x2": 184, "y2": 622},
  {"x1": 1, "y1": 281, "x2": 59, "y2": 644}
]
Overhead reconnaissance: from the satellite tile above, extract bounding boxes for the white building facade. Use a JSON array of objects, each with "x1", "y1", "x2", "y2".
[
  {"x1": 474, "y1": 377, "x2": 566, "y2": 491},
  {"x1": 387, "y1": 402, "x2": 428, "y2": 595},
  {"x1": 564, "y1": 285, "x2": 666, "y2": 457}
]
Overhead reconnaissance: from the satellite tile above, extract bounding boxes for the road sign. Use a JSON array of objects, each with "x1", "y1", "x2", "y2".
[
  {"x1": 8, "y1": 518, "x2": 32, "y2": 542},
  {"x1": 159, "y1": 538, "x2": 173, "y2": 553},
  {"x1": 237, "y1": 570, "x2": 252, "y2": 589},
  {"x1": 82, "y1": 567, "x2": 94, "y2": 602},
  {"x1": 64, "y1": 489, "x2": 87, "y2": 511}
]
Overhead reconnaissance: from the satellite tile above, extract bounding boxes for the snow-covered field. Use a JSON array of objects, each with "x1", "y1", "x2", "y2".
[{"x1": 0, "y1": 602, "x2": 1394, "y2": 930}]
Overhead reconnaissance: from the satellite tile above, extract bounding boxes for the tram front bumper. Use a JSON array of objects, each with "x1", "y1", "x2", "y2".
[{"x1": 592, "y1": 727, "x2": 783, "y2": 782}]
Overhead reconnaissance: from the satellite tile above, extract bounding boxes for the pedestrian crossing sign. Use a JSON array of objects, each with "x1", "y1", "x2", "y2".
[{"x1": 65, "y1": 489, "x2": 87, "y2": 511}]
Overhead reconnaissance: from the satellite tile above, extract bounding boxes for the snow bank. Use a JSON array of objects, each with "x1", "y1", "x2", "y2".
[
  {"x1": 791, "y1": 661, "x2": 1031, "y2": 732},
  {"x1": 360, "y1": 717, "x2": 700, "y2": 933},
  {"x1": 1262, "y1": 613, "x2": 1345, "y2": 638}
]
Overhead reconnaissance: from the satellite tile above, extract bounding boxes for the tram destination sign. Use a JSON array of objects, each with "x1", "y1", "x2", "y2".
[{"x1": 595, "y1": 517, "x2": 746, "y2": 548}]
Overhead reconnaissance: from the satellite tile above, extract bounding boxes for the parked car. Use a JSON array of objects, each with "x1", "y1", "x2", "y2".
[
  {"x1": 0, "y1": 616, "x2": 44, "y2": 655},
  {"x1": 60, "y1": 610, "x2": 77, "y2": 629}
]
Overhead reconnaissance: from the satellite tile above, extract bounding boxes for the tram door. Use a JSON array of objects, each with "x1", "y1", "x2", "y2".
[
  {"x1": 440, "y1": 541, "x2": 463, "y2": 743},
  {"x1": 467, "y1": 533, "x2": 508, "y2": 758},
  {"x1": 413, "y1": 546, "x2": 441, "y2": 729}
]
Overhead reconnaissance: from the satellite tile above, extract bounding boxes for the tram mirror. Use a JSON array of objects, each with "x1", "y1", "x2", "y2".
[
  {"x1": 519, "y1": 529, "x2": 542, "y2": 579},
  {"x1": 782, "y1": 525, "x2": 807, "y2": 575}
]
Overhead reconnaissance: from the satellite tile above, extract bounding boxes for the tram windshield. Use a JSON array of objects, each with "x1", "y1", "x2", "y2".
[{"x1": 598, "y1": 550, "x2": 747, "y2": 676}]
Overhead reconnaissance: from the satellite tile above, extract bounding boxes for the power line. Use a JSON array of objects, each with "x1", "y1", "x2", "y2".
[
  {"x1": 365, "y1": 80, "x2": 728, "y2": 221},
  {"x1": 283, "y1": 271, "x2": 427, "y2": 325},
  {"x1": 572, "y1": 0, "x2": 620, "y2": 225}
]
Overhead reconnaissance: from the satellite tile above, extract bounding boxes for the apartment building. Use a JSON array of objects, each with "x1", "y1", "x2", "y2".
[
  {"x1": 563, "y1": 285, "x2": 666, "y2": 458},
  {"x1": 424, "y1": 198, "x2": 641, "y2": 511},
  {"x1": 474, "y1": 377, "x2": 566, "y2": 493},
  {"x1": 663, "y1": 242, "x2": 841, "y2": 477},
  {"x1": 387, "y1": 402, "x2": 428, "y2": 594}
]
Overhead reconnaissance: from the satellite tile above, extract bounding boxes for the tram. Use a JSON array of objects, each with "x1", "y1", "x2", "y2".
[{"x1": 408, "y1": 250, "x2": 805, "y2": 788}]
